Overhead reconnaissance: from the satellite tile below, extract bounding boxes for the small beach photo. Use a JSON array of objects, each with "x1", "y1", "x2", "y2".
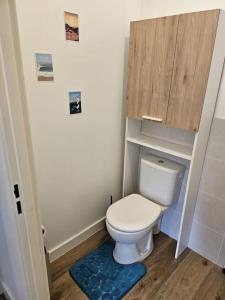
[
  {"x1": 64, "y1": 12, "x2": 79, "y2": 42},
  {"x1": 69, "y1": 91, "x2": 82, "y2": 114},
  {"x1": 35, "y1": 53, "x2": 54, "y2": 81}
]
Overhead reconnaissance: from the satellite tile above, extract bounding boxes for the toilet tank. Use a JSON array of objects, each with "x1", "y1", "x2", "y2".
[{"x1": 139, "y1": 154, "x2": 185, "y2": 206}]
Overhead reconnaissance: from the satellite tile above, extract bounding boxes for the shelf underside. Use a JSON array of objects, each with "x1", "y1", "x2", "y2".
[{"x1": 127, "y1": 134, "x2": 193, "y2": 160}]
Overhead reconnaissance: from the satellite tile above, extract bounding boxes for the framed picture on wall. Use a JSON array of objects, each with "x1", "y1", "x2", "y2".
[
  {"x1": 69, "y1": 91, "x2": 82, "y2": 114},
  {"x1": 35, "y1": 53, "x2": 54, "y2": 82},
  {"x1": 64, "y1": 12, "x2": 79, "y2": 42}
]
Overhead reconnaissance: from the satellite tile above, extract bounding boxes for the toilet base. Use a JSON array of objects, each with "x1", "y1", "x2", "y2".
[{"x1": 113, "y1": 231, "x2": 154, "y2": 264}]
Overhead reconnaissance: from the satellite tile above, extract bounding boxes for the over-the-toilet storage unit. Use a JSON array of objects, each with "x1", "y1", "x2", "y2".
[{"x1": 123, "y1": 9, "x2": 225, "y2": 258}]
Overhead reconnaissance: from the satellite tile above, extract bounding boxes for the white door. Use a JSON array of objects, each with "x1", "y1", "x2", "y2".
[
  {"x1": 0, "y1": 114, "x2": 30, "y2": 300},
  {"x1": 0, "y1": 43, "x2": 50, "y2": 300},
  {"x1": 0, "y1": 3, "x2": 50, "y2": 296}
]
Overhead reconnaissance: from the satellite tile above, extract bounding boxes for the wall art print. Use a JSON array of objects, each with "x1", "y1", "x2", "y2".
[
  {"x1": 35, "y1": 53, "x2": 54, "y2": 82},
  {"x1": 64, "y1": 12, "x2": 79, "y2": 42},
  {"x1": 69, "y1": 91, "x2": 82, "y2": 114}
]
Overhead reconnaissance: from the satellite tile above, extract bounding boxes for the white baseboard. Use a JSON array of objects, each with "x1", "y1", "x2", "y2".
[
  {"x1": 48, "y1": 217, "x2": 106, "y2": 262},
  {"x1": 2, "y1": 282, "x2": 16, "y2": 300}
]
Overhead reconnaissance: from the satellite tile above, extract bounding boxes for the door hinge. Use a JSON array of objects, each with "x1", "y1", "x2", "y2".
[
  {"x1": 14, "y1": 184, "x2": 22, "y2": 214},
  {"x1": 16, "y1": 201, "x2": 22, "y2": 215},
  {"x1": 14, "y1": 184, "x2": 20, "y2": 198}
]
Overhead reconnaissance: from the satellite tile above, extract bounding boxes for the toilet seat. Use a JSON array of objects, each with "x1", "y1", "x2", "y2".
[{"x1": 106, "y1": 194, "x2": 161, "y2": 233}]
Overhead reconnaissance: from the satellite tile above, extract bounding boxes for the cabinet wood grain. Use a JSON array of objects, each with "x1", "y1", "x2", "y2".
[
  {"x1": 166, "y1": 10, "x2": 220, "y2": 131},
  {"x1": 127, "y1": 16, "x2": 179, "y2": 121}
]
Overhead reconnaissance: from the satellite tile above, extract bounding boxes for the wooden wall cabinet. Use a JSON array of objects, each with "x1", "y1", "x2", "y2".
[
  {"x1": 127, "y1": 10, "x2": 220, "y2": 131},
  {"x1": 127, "y1": 16, "x2": 179, "y2": 123}
]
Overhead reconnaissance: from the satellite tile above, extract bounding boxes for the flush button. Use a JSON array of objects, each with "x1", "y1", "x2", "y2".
[{"x1": 158, "y1": 160, "x2": 164, "y2": 163}]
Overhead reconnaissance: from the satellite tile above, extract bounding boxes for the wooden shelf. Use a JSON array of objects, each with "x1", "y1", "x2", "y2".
[{"x1": 127, "y1": 134, "x2": 193, "y2": 160}]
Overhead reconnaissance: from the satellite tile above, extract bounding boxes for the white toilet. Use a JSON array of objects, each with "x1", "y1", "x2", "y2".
[{"x1": 106, "y1": 154, "x2": 185, "y2": 264}]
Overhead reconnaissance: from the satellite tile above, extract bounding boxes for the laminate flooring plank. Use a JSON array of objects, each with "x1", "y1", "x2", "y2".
[
  {"x1": 50, "y1": 272, "x2": 88, "y2": 300},
  {"x1": 192, "y1": 265, "x2": 225, "y2": 300},
  {"x1": 155, "y1": 252, "x2": 214, "y2": 300},
  {"x1": 124, "y1": 238, "x2": 189, "y2": 300}
]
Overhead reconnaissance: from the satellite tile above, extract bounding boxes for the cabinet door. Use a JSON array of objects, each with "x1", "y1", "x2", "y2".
[
  {"x1": 166, "y1": 10, "x2": 219, "y2": 131},
  {"x1": 127, "y1": 16, "x2": 179, "y2": 121}
]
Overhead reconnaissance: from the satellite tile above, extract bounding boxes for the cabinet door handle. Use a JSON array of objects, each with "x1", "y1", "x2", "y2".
[{"x1": 142, "y1": 116, "x2": 163, "y2": 122}]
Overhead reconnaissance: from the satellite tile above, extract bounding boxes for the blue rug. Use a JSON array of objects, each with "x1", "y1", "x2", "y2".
[{"x1": 69, "y1": 240, "x2": 146, "y2": 300}]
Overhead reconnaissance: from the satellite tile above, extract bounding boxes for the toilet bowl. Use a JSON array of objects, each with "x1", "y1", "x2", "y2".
[
  {"x1": 106, "y1": 154, "x2": 185, "y2": 264},
  {"x1": 106, "y1": 194, "x2": 162, "y2": 264}
]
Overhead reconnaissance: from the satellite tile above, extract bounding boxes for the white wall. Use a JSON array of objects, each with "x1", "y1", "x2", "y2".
[
  {"x1": 140, "y1": 0, "x2": 225, "y2": 119},
  {"x1": 189, "y1": 118, "x2": 225, "y2": 266},
  {"x1": 14, "y1": 0, "x2": 141, "y2": 257}
]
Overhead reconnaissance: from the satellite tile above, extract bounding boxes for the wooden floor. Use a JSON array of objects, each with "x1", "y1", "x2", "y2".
[{"x1": 50, "y1": 229, "x2": 225, "y2": 300}]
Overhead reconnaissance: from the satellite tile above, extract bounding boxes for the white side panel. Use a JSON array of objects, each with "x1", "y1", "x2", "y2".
[
  {"x1": 126, "y1": 118, "x2": 142, "y2": 138},
  {"x1": 176, "y1": 10, "x2": 225, "y2": 257},
  {"x1": 123, "y1": 142, "x2": 139, "y2": 197},
  {"x1": 122, "y1": 118, "x2": 140, "y2": 196}
]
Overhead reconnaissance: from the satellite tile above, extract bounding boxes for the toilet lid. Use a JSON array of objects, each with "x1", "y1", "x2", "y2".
[{"x1": 106, "y1": 194, "x2": 161, "y2": 233}]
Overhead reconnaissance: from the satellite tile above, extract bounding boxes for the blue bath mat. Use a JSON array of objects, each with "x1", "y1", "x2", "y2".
[{"x1": 69, "y1": 240, "x2": 146, "y2": 300}]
